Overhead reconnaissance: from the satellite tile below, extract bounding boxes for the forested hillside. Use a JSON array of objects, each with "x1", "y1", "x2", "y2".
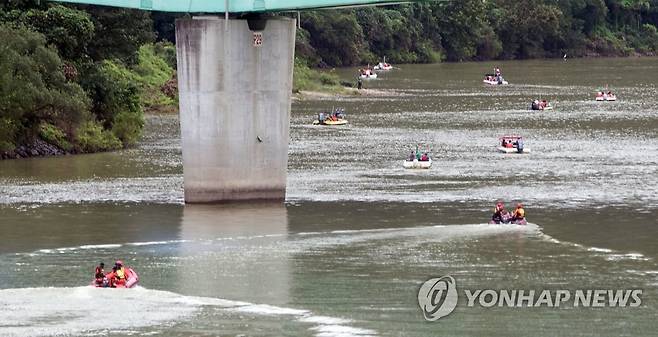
[
  {"x1": 296, "y1": 0, "x2": 658, "y2": 66},
  {"x1": 1, "y1": 1, "x2": 657, "y2": 157},
  {"x1": 0, "y1": 1, "x2": 176, "y2": 158}
]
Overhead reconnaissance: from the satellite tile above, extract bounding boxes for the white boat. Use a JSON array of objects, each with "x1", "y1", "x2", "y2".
[
  {"x1": 498, "y1": 135, "x2": 529, "y2": 154},
  {"x1": 373, "y1": 62, "x2": 393, "y2": 71},
  {"x1": 483, "y1": 77, "x2": 508, "y2": 85},
  {"x1": 359, "y1": 71, "x2": 377, "y2": 79},
  {"x1": 403, "y1": 158, "x2": 432, "y2": 169},
  {"x1": 530, "y1": 100, "x2": 553, "y2": 110},
  {"x1": 596, "y1": 90, "x2": 617, "y2": 101},
  {"x1": 497, "y1": 146, "x2": 530, "y2": 154}
]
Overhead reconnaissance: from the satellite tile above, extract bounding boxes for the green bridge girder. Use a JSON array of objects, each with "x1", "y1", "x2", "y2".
[{"x1": 48, "y1": 0, "x2": 419, "y2": 13}]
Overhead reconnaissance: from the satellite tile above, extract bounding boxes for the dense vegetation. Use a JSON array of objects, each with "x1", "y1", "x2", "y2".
[
  {"x1": 0, "y1": 1, "x2": 176, "y2": 155},
  {"x1": 1, "y1": 1, "x2": 657, "y2": 156},
  {"x1": 296, "y1": 0, "x2": 658, "y2": 66}
]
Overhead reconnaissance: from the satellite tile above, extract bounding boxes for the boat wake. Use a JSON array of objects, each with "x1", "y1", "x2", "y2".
[
  {"x1": 16, "y1": 223, "x2": 542, "y2": 258},
  {"x1": 0, "y1": 286, "x2": 377, "y2": 337},
  {"x1": 539, "y1": 233, "x2": 652, "y2": 262}
]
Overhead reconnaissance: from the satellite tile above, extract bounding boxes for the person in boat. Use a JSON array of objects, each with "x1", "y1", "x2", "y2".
[
  {"x1": 318, "y1": 112, "x2": 325, "y2": 124},
  {"x1": 505, "y1": 140, "x2": 514, "y2": 148},
  {"x1": 420, "y1": 153, "x2": 429, "y2": 161},
  {"x1": 94, "y1": 262, "x2": 106, "y2": 287},
  {"x1": 491, "y1": 202, "x2": 506, "y2": 224},
  {"x1": 494, "y1": 67, "x2": 501, "y2": 76},
  {"x1": 517, "y1": 137, "x2": 524, "y2": 153},
  {"x1": 408, "y1": 151, "x2": 416, "y2": 161},
  {"x1": 105, "y1": 260, "x2": 135, "y2": 288},
  {"x1": 511, "y1": 203, "x2": 525, "y2": 223},
  {"x1": 500, "y1": 209, "x2": 513, "y2": 223},
  {"x1": 531, "y1": 100, "x2": 539, "y2": 110}
]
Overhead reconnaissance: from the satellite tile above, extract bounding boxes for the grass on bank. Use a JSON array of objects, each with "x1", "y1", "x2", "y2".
[{"x1": 293, "y1": 57, "x2": 356, "y2": 95}]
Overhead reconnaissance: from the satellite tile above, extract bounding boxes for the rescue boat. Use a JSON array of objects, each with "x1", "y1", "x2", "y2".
[
  {"x1": 313, "y1": 119, "x2": 348, "y2": 126},
  {"x1": 497, "y1": 135, "x2": 530, "y2": 154},
  {"x1": 92, "y1": 267, "x2": 139, "y2": 288},
  {"x1": 595, "y1": 92, "x2": 617, "y2": 101},
  {"x1": 489, "y1": 219, "x2": 527, "y2": 225},
  {"x1": 373, "y1": 61, "x2": 393, "y2": 71},
  {"x1": 403, "y1": 158, "x2": 432, "y2": 169},
  {"x1": 483, "y1": 74, "x2": 508, "y2": 85},
  {"x1": 359, "y1": 71, "x2": 377, "y2": 79},
  {"x1": 530, "y1": 100, "x2": 553, "y2": 110}
]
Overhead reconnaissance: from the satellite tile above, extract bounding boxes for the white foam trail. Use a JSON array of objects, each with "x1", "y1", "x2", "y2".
[
  {"x1": 588, "y1": 247, "x2": 614, "y2": 253},
  {"x1": 21, "y1": 223, "x2": 538, "y2": 258},
  {"x1": 79, "y1": 244, "x2": 123, "y2": 250},
  {"x1": 0, "y1": 287, "x2": 378, "y2": 337},
  {"x1": 127, "y1": 240, "x2": 190, "y2": 246},
  {"x1": 540, "y1": 233, "x2": 652, "y2": 262}
]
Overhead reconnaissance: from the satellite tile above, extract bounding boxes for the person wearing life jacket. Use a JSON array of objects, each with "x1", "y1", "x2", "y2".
[
  {"x1": 512, "y1": 203, "x2": 526, "y2": 223},
  {"x1": 491, "y1": 202, "x2": 505, "y2": 224},
  {"x1": 420, "y1": 153, "x2": 429, "y2": 161},
  {"x1": 105, "y1": 260, "x2": 133, "y2": 288},
  {"x1": 94, "y1": 262, "x2": 106, "y2": 287}
]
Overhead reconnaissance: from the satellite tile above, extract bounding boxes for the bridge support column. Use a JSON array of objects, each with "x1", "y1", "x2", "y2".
[{"x1": 175, "y1": 17, "x2": 295, "y2": 203}]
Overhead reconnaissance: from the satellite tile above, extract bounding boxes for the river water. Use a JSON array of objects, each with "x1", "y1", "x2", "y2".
[{"x1": 1, "y1": 58, "x2": 657, "y2": 336}]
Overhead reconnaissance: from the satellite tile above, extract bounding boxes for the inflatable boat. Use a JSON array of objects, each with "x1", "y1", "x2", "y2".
[
  {"x1": 359, "y1": 71, "x2": 377, "y2": 79},
  {"x1": 403, "y1": 158, "x2": 432, "y2": 169},
  {"x1": 313, "y1": 119, "x2": 348, "y2": 126},
  {"x1": 489, "y1": 219, "x2": 527, "y2": 225},
  {"x1": 595, "y1": 93, "x2": 617, "y2": 101},
  {"x1": 483, "y1": 74, "x2": 508, "y2": 85},
  {"x1": 498, "y1": 135, "x2": 529, "y2": 154},
  {"x1": 373, "y1": 62, "x2": 393, "y2": 71},
  {"x1": 530, "y1": 100, "x2": 553, "y2": 110},
  {"x1": 497, "y1": 146, "x2": 531, "y2": 154},
  {"x1": 92, "y1": 267, "x2": 139, "y2": 288}
]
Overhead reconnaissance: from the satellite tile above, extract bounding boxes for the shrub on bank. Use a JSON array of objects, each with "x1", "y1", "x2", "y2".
[
  {"x1": 134, "y1": 43, "x2": 177, "y2": 108},
  {"x1": 293, "y1": 57, "x2": 345, "y2": 93},
  {"x1": 75, "y1": 120, "x2": 122, "y2": 153},
  {"x1": 39, "y1": 123, "x2": 73, "y2": 152}
]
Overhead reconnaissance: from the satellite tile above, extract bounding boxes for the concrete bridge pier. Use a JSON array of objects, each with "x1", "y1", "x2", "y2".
[{"x1": 175, "y1": 16, "x2": 296, "y2": 203}]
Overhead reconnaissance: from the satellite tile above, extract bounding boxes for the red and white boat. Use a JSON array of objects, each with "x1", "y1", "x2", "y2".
[
  {"x1": 595, "y1": 91, "x2": 617, "y2": 101},
  {"x1": 497, "y1": 135, "x2": 530, "y2": 154},
  {"x1": 373, "y1": 57, "x2": 393, "y2": 71}
]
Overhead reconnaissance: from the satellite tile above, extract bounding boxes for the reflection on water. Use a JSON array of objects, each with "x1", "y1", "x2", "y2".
[{"x1": 175, "y1": 203, "x2": 291, "y2": 304}]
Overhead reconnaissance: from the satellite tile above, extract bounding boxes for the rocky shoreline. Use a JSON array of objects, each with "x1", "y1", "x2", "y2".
[{"x1": 1, "y1": 138, "x2": 70, "y2": 160}]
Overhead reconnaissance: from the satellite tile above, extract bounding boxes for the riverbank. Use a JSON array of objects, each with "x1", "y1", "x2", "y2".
[
  {"x1": 294, "y1": 87, "x2": 400, "y2": 100},
  {"x1": 0, "y1": 139, "x2": 70, "y2": 160}
]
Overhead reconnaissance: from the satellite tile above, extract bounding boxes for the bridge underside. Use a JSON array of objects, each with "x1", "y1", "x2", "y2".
[{"x1": 50, "y1": 0, "x2": 412, "y2": 13}]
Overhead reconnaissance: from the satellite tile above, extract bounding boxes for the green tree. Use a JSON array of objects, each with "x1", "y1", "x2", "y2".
[
  {"x1": 0, "y1": 24, "x2": 88, "y2": 150},
  {"x1": 436, "y1": 0, "x2": 488, "y2": 61},
  {"x1": 79, "y1": 59, "x2": 144, "y2": 147},
  {"x1": 301, "y1": 10, "x2": 365, "y2": 66},
  {"x1": 82, "y1": 6, "x2": 155, "y2": 64}
]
